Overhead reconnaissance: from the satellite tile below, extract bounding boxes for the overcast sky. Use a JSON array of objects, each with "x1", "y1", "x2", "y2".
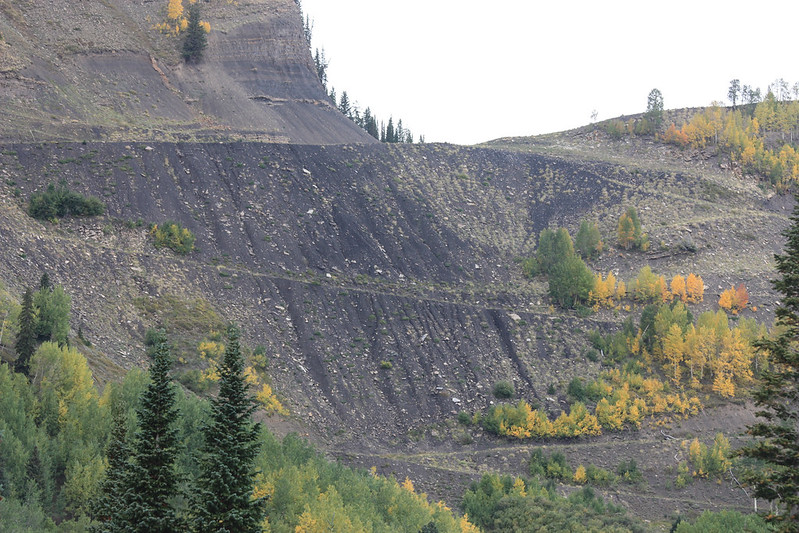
[{"x1": 300, "y1": 0, "x2": 794, "y2": 145}]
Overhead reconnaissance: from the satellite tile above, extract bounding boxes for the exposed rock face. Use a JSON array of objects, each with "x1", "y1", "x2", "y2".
[{"x1": 0, "y1": 0, "x2": 375, "y2": 144}]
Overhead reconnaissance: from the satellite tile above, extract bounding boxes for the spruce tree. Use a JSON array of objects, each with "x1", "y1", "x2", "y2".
[
  {"x1": 182, "y1": 4, "x2": 207, "y2": 63},
  {"x1": 90, "y1": 409, "x2": 131, "y2": 533},
  {"x1": 14, "y1": 288, "x2": 36, "y2": 377},
  {"x1": 739, "y1": 195, "x2": 799, "y2": 530},
  {"x1": 192, "y1": 324, "x2": 263, "y2": 532},
  {"x1": 123, "y1": 334, "x2": 184, "y2": 532}
]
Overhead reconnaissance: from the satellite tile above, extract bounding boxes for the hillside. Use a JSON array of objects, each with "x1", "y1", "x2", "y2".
[
  {"x1": 0, "y1": 137, "x2": 787, "y2": 520},
  {"x1": 0, "y1": 0, "x2": 792, "y2": 528},
  {"x1": 0, "y1": 0, "x2": 373, "y2": 143}
]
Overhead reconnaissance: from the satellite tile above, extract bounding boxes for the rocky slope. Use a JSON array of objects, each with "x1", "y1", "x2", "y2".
[
  {"x1": 0, "y1": 0, "x2": 790, "y2": 525},
  {"x1": 0, "y1": 0, "x2": 373, "y2": 143}
]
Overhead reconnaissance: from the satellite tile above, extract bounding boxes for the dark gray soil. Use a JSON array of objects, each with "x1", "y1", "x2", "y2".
[{"x1": 0, "y1": 139, "x2": 786, "y2": 525}]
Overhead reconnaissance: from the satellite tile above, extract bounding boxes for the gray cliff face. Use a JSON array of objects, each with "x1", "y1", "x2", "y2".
[{"x1": 0, "y1": 0, "x2": 375, "y2": 144}]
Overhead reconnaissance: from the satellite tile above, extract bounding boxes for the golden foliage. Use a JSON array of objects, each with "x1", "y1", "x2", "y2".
[
  {"x1": 167, "y1": 0, "x2": 183, "y2": 20},
  {"x1": 685, "y1": 273, "x2": 704, "y2": 302},
  {"x1": 256, "y1": 383, "x2": 288, "y2": 415}
]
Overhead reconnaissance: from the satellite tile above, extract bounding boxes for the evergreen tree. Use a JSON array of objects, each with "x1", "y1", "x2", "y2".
[
  {"x1": 182, "y1": 4, "x2": 207, "y2": 63},
  {"x1": 39, "y1": 272, "x2": 50, "y2": 291},
  {"x1": 123, "y1": 334, "x2": 184, "y2": 532},
  {"x1": 314, "y1": 48, "x2": 328, "y2": 92},
  {"x1": 338, "y1": 91, "x2": 351, "y2": 118},
  {"x1": 192, "y1": 324, "x2": 263, "y2": 532},
  {"x1": 739, "y1": 195, "x2": 799, "y2": 530},
  {"x1": 362, "y1": 108, "x2": 379, "y2": 139},
  {"x1": 645, "y1": 88, "x2": 664, "y2": 131},
  {"x1": 14, "y1": 288, "x2": 36, "y2": 377},
  {"x1": 90, "y1": 409, "x2": 131, "y2": 533},
  {"x1": 385, "y1": 117, "x2": 395, "y2": 143}
]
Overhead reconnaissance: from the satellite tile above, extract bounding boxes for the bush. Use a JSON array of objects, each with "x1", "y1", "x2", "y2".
[
  {"x1": 616, "y1": 459, "x2": 643, "y2": 483},
  {"x1": 28, "y1": 183, "x2": 105, "y2": 220},
  {"x1": 493, "y1": 380, "x2": 515, "y2": 399},
  {"x1": 149, "y1": 221, "x2": 196, "y2": 254}
]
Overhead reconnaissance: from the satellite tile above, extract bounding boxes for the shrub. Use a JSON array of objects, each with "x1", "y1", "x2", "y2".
[
  {"x1": 28, "y1": 183, "x2": 105, "y2": 220},
  {"x1": 616, "y1": 459, "x2": 643, "y2": 483},
  {"x1": 493, "y1": 380, "x2": 515, "y2": 399},
  {"x1": 149, "y1": 221, "x2": 196, "y2": 254}
]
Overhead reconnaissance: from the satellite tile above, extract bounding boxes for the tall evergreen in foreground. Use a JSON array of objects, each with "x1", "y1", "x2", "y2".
[
  {"x1": 192, "y1": 324, "x2": 264, "y2": 532},
  {"x1": 13, "y1": 288, "x2": 36, "y2": 377},
  {"x1": 90, "y1": 409, "x2": 131, "y2": 533},
  {"x1": 124, "y1": 334, "x2": 184, "y2": 532},
  {"x1": 739, "y1": 195, "x2": 799, "y2": 531}
]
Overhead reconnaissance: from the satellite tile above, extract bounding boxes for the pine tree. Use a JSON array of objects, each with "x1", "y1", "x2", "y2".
[
  {"x1": 182, "y1": 3, "x2": 207, "y2": 63},
  {"x1": 192, "y1": 324, "x2": 264, "y2": 532},
  {"x1": 90, "y1": 409, "x2": 131, "y2": 533},
  {"x1": 123, "y1": 334, "x2": 184, "y2": 532},
  {"x1": 738, "y1": 195, "x2": 799, "y2": 530},
  {"x1": 14, "y1": 288, "x2": 36, "y2": 377}
]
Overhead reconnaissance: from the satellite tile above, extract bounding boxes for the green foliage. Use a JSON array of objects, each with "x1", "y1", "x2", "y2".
[
  {"x1": 524, "y1": 227, "x2": 593, "y2": 308},
  {"x1": 121, "y1": 336, "x2": 185, "y2": 531},
  {"x1": 462, "y1": 473, "x2": 644, "y2": 533},
  {"x1": 28, "y1": 183, "x2": 105, "y2": 220},
  {"x1": 528, "y1": 448, "x2": 571, "y2": 480},
  {"x1": 13, "y1": 288, "x2": 36, "y2": 376},
  {"x1": 192, "y1": 324, "x2": 264, "y2": 532},
  {"x1": 549, "y1": 254, "x2": 595, "y2": 308},
  {"x1": 575, "y1": 219, "x2": 603, "y2": 260},
  {"x1": 616, "y1": 459, "x2": 643, "y2": 484},
  {"x1": 149, "y1": 221, "x2": 196, "y2": 254},
  {"x1": 674, "y1": 510, "x2": 772, "y2": 533},
  {"x1": 492, "y1": 380, "x2": 515, "y2": 399},
  {"x1": 34, "y1": 284, "x2": 71, "y2": 346},
  {"x1": 533, "y1": 227, "x2": 575, "y2": 276},
  {"x1": 645, "y1": 88, "x2": 664, "y2": 131},
  {"x1": 739, "y1": 194, "x2": 799, "y2": 529},
  {"x1": 182, "y1": 3, "x2": 207, "y2": 63},
  {"x1": 617, "y1": 206, "x2": 648, "y2": 251}
]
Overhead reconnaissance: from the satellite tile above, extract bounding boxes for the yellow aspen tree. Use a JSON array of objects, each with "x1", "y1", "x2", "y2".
[
  {"x1": 718, "y1": 286, "x2": 735, "y2": 312},
  {"x1": 670, "y1": 274, "x2": 687, "y2": 302},
  {"x1": 711, "y1": 332, "x2": 735, "y2": 397},
  {"x1": 616, "y1": 280, "x2": 627, "y2": 301},
  {"x1": 656, "y1": 275, "x2": 671, "y2": 302},
  {"x1": 685, "y1": 273, "x2": 704, "y2": 302},
  {"x1": 528, "y1": 408, "x2": 555, "y2": 437},
  {"x1": 595, "y1": 397, "x2": 622, "y2": 430},
  {"x1": 511, "y1": 477, "x2": 527, "y2": 496},
  {"x1": 684, "y1": 325, "x2": 713, "y2": 387},
  {"x1": 167, "y1": 0, "x2": 183, "y2": 20},
  {"x1": 723, "y1": 328, "x2": 753, "y2": 385},
  {"x1": 617, "y1": 213, "x2": 636, "y2": 249},
  {"x1": 662, "y1": 323, "x2": 685, "y2": 385},
  {"x1": 574, "y1": 465, "x2": 588, "y2": 484}
]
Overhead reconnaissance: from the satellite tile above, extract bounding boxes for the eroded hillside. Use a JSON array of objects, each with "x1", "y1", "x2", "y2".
[
  {"x1": 0, "y1": 0, "x2": 373, "y2": 143},
  {"x1": 0, "y1": 141, "x2": 786, "y2": 434}
]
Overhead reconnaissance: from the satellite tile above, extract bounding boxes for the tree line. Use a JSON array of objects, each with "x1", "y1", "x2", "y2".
[{"x1": 304, "y1": 10, "x2": 421, "y2": 143}]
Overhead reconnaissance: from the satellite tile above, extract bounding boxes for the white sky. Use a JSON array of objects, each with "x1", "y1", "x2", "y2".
[{"x1": 300, "y1": 0, "x2": 794, "y2": 145}]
